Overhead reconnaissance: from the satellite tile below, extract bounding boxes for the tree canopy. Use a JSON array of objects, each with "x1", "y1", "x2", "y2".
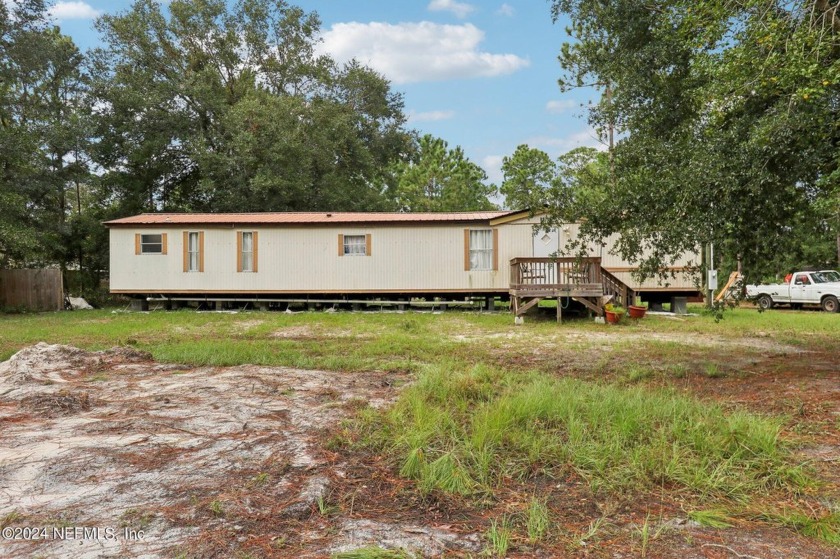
[
  {"x1": 0, "y1": 0, "x2": 495, "y2": 297},
  {"x1": 392, "y1": 134, "x2": 497, "y2": 212},
  {"x1": 550, "y1": 0, "x2": 840, "y2": 279},
  {"x1": 91, "y1": 0, "x2": 413, "y2": 215}
]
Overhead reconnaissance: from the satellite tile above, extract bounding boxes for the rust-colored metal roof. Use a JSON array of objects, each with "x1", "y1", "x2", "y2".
[{"x1": 104, "y1": 211, "x2": 518, "y2": 226}]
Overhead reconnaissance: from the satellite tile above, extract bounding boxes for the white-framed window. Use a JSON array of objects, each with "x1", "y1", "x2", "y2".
[
  {"x1": 469, "y1": 229, "x2": 493, "y2": 270},
  {"x1": 241, "y1": 231, "x2": 254, "y2": 272},
  {"x1": 343, "y1": 234, "x2": 366, "y2": 256},
  {"x1": 140, "y1": 234, "x2": 163, "y2": 254},
  {"x1": 187, "y1": 232, "x2": 200, "y2": 272}
]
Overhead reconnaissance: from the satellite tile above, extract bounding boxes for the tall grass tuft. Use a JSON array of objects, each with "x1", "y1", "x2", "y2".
[
  {"x1": 486, "y1": 515, "x2": 512, "y2": 557},
  {"x1": 526, "y1": 498, "x2": 550, "y2": 543},
  {"x1": 331, "y1": 548, "x2": 412, "y2": 559},
  {"x1": 359, "y1": 363, "x2": 809, "y2": 503}
]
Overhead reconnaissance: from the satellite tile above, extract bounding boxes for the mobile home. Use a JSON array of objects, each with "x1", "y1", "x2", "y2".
[{"x1": 105, "y1": 211, "x2": 700, "y2": 314}]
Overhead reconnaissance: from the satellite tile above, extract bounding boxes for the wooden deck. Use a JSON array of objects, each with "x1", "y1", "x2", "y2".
[{"x1": 509, "y1": 257, "x2": 633, "y2": 322}]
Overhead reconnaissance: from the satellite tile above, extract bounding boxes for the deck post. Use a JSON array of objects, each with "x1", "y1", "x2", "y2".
[{"x1": 556, "y1": 298, "x2": 562, "y2": 323}]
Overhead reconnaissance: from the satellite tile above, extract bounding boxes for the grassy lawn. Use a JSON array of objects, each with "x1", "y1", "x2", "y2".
[
  {"x1": 1, "y1": 305, "x2": 839, "y2": 554},
  {"x1": 1, "y1": 305, "x2": 836, "y2": 369}
]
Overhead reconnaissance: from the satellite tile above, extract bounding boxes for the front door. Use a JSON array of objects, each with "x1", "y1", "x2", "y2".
[{"x1": 533, "y1": 228, "x2": 559, "y2": 257}]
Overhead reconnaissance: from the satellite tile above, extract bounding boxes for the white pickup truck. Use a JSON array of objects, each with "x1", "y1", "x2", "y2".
[{"x1": 746, "y1": 270, "x2": 840, "y2": 312}]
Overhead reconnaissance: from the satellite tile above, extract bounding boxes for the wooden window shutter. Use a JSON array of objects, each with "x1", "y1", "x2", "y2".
[
  {"x1": 365, "y1": 234, "x2": 372, "y2": 256},
  {"x1": 135, "y1": 234, "x2": 141, "y2": 255},
  {"x1": 463, "y1": 229, "x2": 470, "y2": 271},
  {"x1": 252, "y1": 231, "x2": 258, "y2": 273},
  {"x1": 236, "y1": 231, "x2": 243, "y2": 272},
  {"x1": 338, "y1": 234, "x2": 344, "y2": 256},
  {"x1": 492, "y1": 228, "x2": 499, "y2": 271},
  {"x1": 199, "y1": 231, "x2": 205, "y2": 272},
  {"x1": 182, "y1": 231, "x2": 189, "y2": 272},
  {"x1": 161, "y1": 233, "x2": 168, "y2": 255}
]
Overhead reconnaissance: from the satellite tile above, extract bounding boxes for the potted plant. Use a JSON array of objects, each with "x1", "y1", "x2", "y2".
[
  {"x1": 628, "y1": 299, "x2": 648, "y2": 319},
  {"x1": 604, "y1": 302, "x2": 625, "y2": 324}
]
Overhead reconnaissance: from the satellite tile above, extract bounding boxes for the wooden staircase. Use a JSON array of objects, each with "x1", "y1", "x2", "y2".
[{"x1": 509, "y1": 257, "x2": 634, "y2": 322}]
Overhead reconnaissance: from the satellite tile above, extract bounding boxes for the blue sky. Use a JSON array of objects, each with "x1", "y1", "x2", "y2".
[{"x1": 49, "y1": 0, "x2": 603, "y2": 186}]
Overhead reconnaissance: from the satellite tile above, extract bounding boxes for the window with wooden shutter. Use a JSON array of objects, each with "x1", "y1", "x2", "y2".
[
  {"x1": 184, "y1": 231, "x2": 203, "y2": 272},
  {"x1": 466, "y1": 229, "x2": 494, "y2": 271},
  {"x1": 238, "y1": 231, "x2": 257, "y2": 272},
  {"x1": 137, "y1": 233, "x2": 165, "y2": 255},
  {"x1": 339, "y1": 234, "x2": 371, "y2": 256}
]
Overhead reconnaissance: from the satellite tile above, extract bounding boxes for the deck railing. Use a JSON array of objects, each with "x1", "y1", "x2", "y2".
[
  {"x1": 601, "y1": 267, "x2": 633, "y2": 307},
  {"x1": 509, "y1": 257, "x2": 603, "y2": 290}
]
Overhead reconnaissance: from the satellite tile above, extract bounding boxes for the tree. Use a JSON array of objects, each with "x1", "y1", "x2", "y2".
[
  {"x1": 500, "y1": 145, "x2": 556, "y2": 210},
  {"x1": 392, "y1": 134, "x2": 497, "y2": 212},
  {"x1": 91, "y1": 0, "x2": 412, "y2": 215},
  {"x1": 550, "y1": 0, "x2": 840, "y2": 279},
  {"x1": 1, "y1": 0, "x2": 91, "y2": 269}
]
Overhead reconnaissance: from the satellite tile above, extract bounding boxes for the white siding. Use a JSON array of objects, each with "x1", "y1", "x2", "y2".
[
  {"x1": 110, "y1": 224, "x2": 532, "y2": 294},
  {"x1": 108, "y1": 218, "x2": 699, "y2": 294}
]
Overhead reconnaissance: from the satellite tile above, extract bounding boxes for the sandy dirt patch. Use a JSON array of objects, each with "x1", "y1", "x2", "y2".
[
  {"x1": 0, "y1": 343, "x2": 479, "y2": 558},
  {"x1": 2, "y1": 342, "x2": 838, "y2": 558}
]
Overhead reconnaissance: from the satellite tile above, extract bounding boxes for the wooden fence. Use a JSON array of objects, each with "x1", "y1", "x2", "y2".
[{"x1": 0, "y1": 269, "x2": 64, "y2": 311}]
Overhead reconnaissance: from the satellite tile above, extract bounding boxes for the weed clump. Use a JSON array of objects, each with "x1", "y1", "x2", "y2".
[{"x1": 358, "y1": 364, "x2": 808, "y2": 502}]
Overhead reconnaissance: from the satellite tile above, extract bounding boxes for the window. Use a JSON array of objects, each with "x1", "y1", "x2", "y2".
[
  {"x1": 468, "y1": 229, "x2": 493, "y2": 270},
  {"x1": 344, "y1": 235, "x2": 366, "y2": 256},
  {"x1": 236, "y1": 231, "x2": 258, "y2": 272},
  {"x1": 184, "y1": 231, "x2": 203, "y2": 272},
  {"x1": 795, "y1": 274, "x2": 810, "y2": 286},
  {"x1": 338, "y1": 234, "x2": 371, "y2": 256},
  {"x1": 241, "y1": 232, "x2": 254, "y2": 272},
  {"x1": 135, "y1": 233, "x2": 167, "y2": 255}
]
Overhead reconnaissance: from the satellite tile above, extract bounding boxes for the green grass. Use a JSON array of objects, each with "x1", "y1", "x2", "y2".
[
  {"x1": 688, "y1": 509, "x2": 735, "y2": 528},
  {"x1": 331, "y1": 548, "x2": 412, "y2": 559},
  {"x1": 1, "y1": 306, "x2": 838, "y2": 547},
  {"x1": 1, "y1": 306, "x2": 836, "y2": 371},
  {"x1": 358, "y1": 362, "x2": 809, "y2": 502},
  {"x1": 526, "y1": 498, "x2": 551, "y2": 543},
  {"x1": 759, "y1": 511, "x2": 840, "y2": 544},
  {"x1": 486, "y1": 515, "x2": 512, "y2": 557}
]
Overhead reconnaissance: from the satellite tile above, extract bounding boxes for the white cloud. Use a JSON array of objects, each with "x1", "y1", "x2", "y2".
[
  {"x1": 408, "y1": 110, "x2": 456, "y2": 123},
  {"x1": 496, "y1": 3, "x2": 515, "y2": 17},
  {"x1": 48, "y1": 1, "x2": 101, "y2": 20},
  {"x1": 428, "y1": 0, "x2": 475, "y2": 19},
  {"x1": 482, "y1": 154, "x2": 505, "y2": 184},
  {"x1": 318, "y1": 21, "x2": 529, "y2": 84},
  {"x1": 529, "y1": 128, "x2": 608, "y2": 155},
  {"x1": 546, "y1": 99, "x2": 578, "y2": 114}
]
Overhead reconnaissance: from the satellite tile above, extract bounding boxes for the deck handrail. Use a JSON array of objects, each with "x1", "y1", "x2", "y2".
[
  {"x1": 600, "y1": 266, "x2": 633, "y2": 307},
  {"x1": 509, "y1": 257, "x2": 603, "y2": 289}
]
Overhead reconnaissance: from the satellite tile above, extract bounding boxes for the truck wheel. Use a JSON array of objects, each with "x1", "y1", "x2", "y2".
[
  {"x1": 822, "y1": 295, "x2": 839, "y2": 313},
  {"x1": 757, "y1": 294, "x2": 774, "y2": 310}
]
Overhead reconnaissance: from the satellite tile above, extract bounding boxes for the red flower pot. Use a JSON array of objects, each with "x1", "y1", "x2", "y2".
[
  {"x1": 605, "y1": 310, "x2": 622, "y2": 324},
  {"x1": 628, "y1": 305, "x2": 647, "y2": 319}
]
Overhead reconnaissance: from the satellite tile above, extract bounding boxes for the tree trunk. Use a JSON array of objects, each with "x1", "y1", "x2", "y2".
[
  {"x1": 815, "y1": 0, "x2": 840, "y2": 33},
  {"x1": 836, "y1": 231, "x2": 840, "y2": 267},
  {"x1": 606, "y1": 84, "x2": 615, "y2": 188}
]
